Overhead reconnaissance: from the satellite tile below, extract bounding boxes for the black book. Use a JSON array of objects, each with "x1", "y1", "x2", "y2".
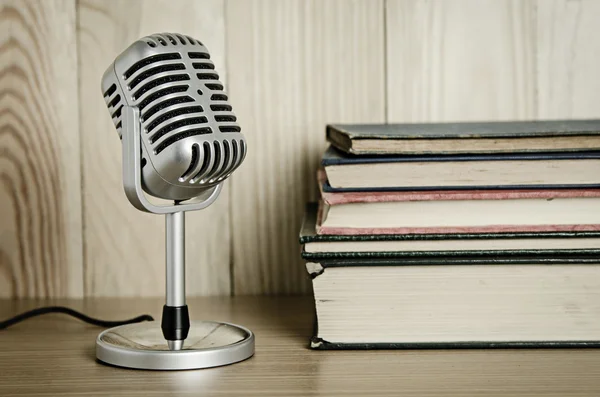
[{"x1": 327, "y1": 120, "x2": 600, "y2": 155}]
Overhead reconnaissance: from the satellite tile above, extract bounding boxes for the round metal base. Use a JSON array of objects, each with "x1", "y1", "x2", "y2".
[{"x1": 96, "y1": 320, "x2": 254, "y2": 370}]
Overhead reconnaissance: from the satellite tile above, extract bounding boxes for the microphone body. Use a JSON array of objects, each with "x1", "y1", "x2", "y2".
[
  {"x1": 100, "y1": 33, "x2": 247, "y2": 350},
  {"x1": 102, "y1": 33, "x2": 246, "y2": 201}
]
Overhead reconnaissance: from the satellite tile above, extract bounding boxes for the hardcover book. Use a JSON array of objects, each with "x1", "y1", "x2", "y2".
[
  {"x1": 321, "y1": 145, "x2": 600, "y2": 191},
  {"x1": 307, "y1": 258, "x2": 600, "y2": 349},
  {"x1": 300, "y1": 203, "x2": 600, "y2": 259},
  {"x1": 315, "y1": 185, "x2": 600, "y2": 235},
  {"x1": 326, "y1": 120, "x2": 600, "y2": 155}
]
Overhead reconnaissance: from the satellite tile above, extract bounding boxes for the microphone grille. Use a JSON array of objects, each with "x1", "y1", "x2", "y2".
[
  {"x1": 102, "y1": 33, "x2": 246, "y2": 194},
  {"x1": 102, "y1": 82, "x2": 123, "y2": 133}
]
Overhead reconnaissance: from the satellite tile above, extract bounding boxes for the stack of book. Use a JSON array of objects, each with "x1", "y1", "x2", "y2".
[{"x1": 300, "y1": 120, "x2": 600, "y2": 349}]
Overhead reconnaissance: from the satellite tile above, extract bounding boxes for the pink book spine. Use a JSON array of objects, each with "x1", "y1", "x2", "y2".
[{"x1": 316, "y1": 224, "x2": 600, "y2": 235}]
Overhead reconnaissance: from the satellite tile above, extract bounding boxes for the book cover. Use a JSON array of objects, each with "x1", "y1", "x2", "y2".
[
  {"x1": 306, "y1": 257, "x2": 600, "y2": 275},
  {"x1": 327, "y1": 120, "x2": 600, "y2": 155},
  {"x1": 321, "y1": 146, "x2": 600, "y2": 191},
  {"x1": 316, "y1": 205, "x2": 600, "y2": 236},
  {"x1": 321, "y1": 146, "x2": 600, "y2": 192},
  {"x1": 300, "y1": 203, "x2": 600, "y2": 259},
  {"x1": 310, "y1": 338, "x2": 600, "y2": 350},
  {"x1": 321, "y1": 145, "x2": 600, "y2": 167},
  {"x1": 316, "y1": 170, "x2": 600, "y2": 205}
]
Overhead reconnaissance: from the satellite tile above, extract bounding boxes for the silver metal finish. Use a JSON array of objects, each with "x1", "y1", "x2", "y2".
[
  {"x1": 96, "y1": 320, "x2": 255, "y2": 370},
  {"x1": 98, "y1": 32, "x2": 253, "y2": 370},
  {"x1": 121, "y1": 105, "x2": 223, "y2": 214},
  {"x1": 165, "y1": 211, "x2": 185, "y2": 351},
  {"x1": 102, "y1": 33, "x2": 247, "y2": 202},
  {"x1": 167, "y1": 340, "x2": 184, "y2": 351},
  {"x1": 166, "y1": 211, "x2": 185, "y2": 307}
]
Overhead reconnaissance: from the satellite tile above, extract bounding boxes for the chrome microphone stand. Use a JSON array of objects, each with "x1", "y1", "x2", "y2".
[
  {"x1": 165, "y1": 211, "x2": 186, "y2": 351},
  {"x1": 95, "y1": 106, "x2": 254, "y2": 370}
]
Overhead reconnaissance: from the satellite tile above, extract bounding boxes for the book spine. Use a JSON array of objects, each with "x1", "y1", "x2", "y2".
[{"x1": 326, "y1": 126, "x2": 354, "y2": 154}]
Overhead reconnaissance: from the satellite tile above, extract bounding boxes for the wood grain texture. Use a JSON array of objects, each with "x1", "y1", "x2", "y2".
[
  {"x1": 226, "y1": 0, "x2": 386, "y2": 295},
  {"x1": 2, "y1": 296, "x2": 600, "y2": 396},
  {"x1": 77, "y1": 0, "x2": 231, "y2": 297},
  {"x1": 385, "y1": 0, "x2": 536, "y2": 122},
  {"x1": 0, "y1": 0, "x2": 82, "y2": 298},
  {"x1": 536, "y1": 0, "x2": 600, "y2": 119},
  {"x1": 2, "y1": 0, "x2": 600, "y2": 298}
]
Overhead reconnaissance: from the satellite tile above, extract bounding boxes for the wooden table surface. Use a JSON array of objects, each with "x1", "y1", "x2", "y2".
[{"x1": 1, "y1": 296, "x2": 600, "y2": 396}]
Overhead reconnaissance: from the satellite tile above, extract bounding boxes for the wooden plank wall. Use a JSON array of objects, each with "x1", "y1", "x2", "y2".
[
  {"x1": 78, "y1": 0, "x2": 230, "y2": 297},
  {"x1": 0, "y1": 0, "x2": 599, "y2": 297},
  {"x1": 386, "y1": 0, "x2": 536, "y2": 122},
  {"x1": 226, "y1": 0, "x2": 386, "y2": 294},
  {"x1": 0, "y1": 0, "x2": 82, "y2": 298}
]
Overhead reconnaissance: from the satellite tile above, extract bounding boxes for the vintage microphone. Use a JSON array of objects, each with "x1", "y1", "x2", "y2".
[{"x1": 95, "y1": 33, "x2": 254, "y2": 370}]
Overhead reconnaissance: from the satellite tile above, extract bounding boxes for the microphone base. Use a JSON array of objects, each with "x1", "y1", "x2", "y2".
[{"x1": 96, "y1": 320, "x2": 254, "y2": 370}]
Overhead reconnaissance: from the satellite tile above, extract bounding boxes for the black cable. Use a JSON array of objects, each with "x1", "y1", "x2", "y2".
[{"x1": 0, "y1": 306, "x2": 154, "y2": 330}]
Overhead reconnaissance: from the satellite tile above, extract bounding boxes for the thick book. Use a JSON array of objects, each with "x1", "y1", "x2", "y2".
[
  {"x1": 306, "y1": 258, "x2": 600, "y2": 349},
  {"x1": 326, "y1": 120, "x2": 600, "y2": 155},
  {"x1": 316, "y1": 185, "x2": 600, "y2": 235},
  {"x1": 322, "y1": 146, "x2": 600, "y2": 191},
  {"x1": 300, "y1": 203, "x2": 600, "y2": 259}
]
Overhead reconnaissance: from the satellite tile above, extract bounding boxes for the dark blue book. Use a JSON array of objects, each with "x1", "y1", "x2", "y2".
[{"x1": 321, "y1": 145, "x2": 600, "y2": 191}]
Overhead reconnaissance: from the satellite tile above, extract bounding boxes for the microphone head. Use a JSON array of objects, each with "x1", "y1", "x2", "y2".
[{"x1": 101, "y1": 33, "x2": 246, "y2": 201}]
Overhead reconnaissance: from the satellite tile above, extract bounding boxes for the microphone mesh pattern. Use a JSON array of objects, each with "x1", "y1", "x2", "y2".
[{"x1": 101, "y1": 33, "x2": 246, "y2": 199}]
